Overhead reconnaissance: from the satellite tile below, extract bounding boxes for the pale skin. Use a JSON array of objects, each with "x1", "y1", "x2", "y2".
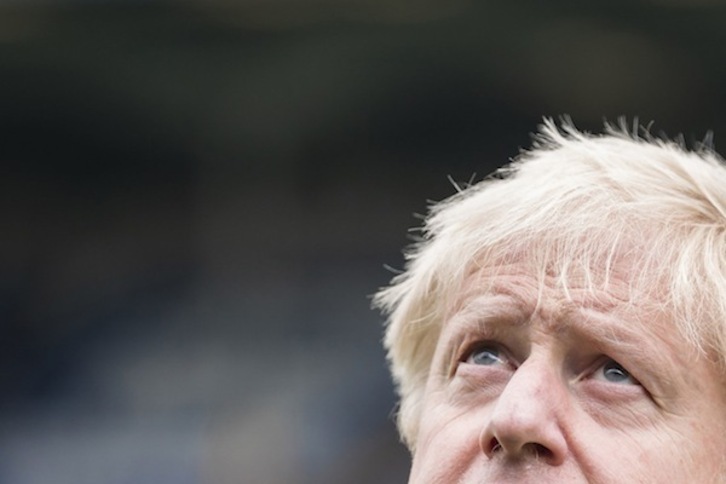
[{"x1": 409, "y1": 263, "x2": 726, "y2": 483}]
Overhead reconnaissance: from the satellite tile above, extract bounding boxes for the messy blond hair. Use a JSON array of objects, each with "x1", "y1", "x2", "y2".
[{"x1": 374, "y1": 119, "x2": 726, "y2": 450}]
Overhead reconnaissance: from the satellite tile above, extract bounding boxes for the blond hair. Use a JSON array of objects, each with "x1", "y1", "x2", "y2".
[{"x1": 374, "y1": 119, "x2": 726, "y2": 450}]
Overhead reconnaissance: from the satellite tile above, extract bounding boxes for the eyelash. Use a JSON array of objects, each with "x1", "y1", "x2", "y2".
[
  {"x1": 459, "y1": 341, "x2": 640, "y2": 387},
  {"x1": 460, "y1": 341, "x2": 513, "y2": 368},
  {"x1": 588, "y1": 358, "x2": 640, "y2": 386}
]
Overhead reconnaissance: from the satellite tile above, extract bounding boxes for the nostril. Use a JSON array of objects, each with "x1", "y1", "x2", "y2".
[
  {"x1": 532, "y1": 443, "x2": 553, "y2": 462},
  {"x1": 488, "y1": 438, "x2": 502, "y2": 454},
  {"x1": 485, "y1": 438, "x2": 556, "y2": 461}
]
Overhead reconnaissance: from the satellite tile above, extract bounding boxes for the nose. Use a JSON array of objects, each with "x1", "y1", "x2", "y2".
[{"x1": 479, "y1": 357, "x2": 568, "y2": 465}]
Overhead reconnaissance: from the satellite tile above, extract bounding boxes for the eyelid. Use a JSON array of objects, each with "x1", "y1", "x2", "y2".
[
  {"x1": 458, "y1": 340, "x2": 516, "y2": 368},
  {"x1": 591, "y1": 358, "x2": 640, "y2": 385},
  {"x1": 459, "y1": 340, "x2": 493, "y2": 362}
]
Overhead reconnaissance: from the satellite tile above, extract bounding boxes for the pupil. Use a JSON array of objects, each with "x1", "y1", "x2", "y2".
[
  {"x1": 472, "y1": 347, "x2": 499, "y2": 365},
  {"x1": 604, "y1": 361, "x2": 629, "y2": 382}
]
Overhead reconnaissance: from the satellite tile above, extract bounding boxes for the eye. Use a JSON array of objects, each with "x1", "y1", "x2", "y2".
[
  {"x1": 592, "y1": 359, "x2": 639, "y2": 385},
  {"x1": 466, "y1": 345, "x2": 506, "y2": 366}
]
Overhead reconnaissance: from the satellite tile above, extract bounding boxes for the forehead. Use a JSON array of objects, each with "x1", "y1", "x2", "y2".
[
  {"x1": 448, "y1": 258, "x2": 650, "y2": 321},
  {"x1": 439, "y1": 259, "x2": 687, "y2": 369}
]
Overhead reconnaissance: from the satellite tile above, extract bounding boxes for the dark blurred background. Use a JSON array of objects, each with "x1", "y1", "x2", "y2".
[{"x1": 1, "y1": 1, "x2": 725, "y2": 483}]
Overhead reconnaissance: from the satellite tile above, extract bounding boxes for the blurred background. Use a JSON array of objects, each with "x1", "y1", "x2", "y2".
[{"x1": 1, "y1": 0, "x2": 726, "y2": 483}]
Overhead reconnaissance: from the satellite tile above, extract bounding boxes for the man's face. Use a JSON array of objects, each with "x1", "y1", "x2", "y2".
[{"x1": 409, "y1": 262, "x2": 726, "y2": 483}]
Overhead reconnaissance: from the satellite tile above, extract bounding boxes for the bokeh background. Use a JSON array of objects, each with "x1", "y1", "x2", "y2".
[{"x1": 2, "y1": 1, "x2": 726, "y2": 483}]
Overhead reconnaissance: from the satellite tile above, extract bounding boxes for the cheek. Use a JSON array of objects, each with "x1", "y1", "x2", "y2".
[
  {"x1": 576, "y1": 421, "x2": 726, "y2": 483},
  {"x1": 410, "y1": 404, "x2": 485, "y2": 484},
  {"x1": 644, "y1": 392, "x2": 726, "y2": 481},
  {"x1": 658, "y1": 414, "x2": 726, "y2": 481},
  {"x1": 629, "y1": 442, "x2": 723, "y2": 483}
]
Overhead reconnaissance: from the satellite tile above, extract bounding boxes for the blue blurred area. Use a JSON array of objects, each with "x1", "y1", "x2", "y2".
[{"x1": 1, "y1": 1, "x2": 726, "y2": 482}]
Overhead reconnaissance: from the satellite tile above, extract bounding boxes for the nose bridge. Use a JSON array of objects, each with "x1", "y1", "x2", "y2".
[
  {"x1": 499, "y1": 354, "x2": 561, "y2": 418},
  {"x1": 480, "y1": 352, "x2": 568, "y2": 464}
]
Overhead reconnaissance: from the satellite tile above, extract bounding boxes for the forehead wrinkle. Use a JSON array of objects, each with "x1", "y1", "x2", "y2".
[
  {"x1": 457, "y1": 264, "x2": 636, "y2": 317},
  {"x1": 444, "y1": 293, "x2": 529, "y2": 337},
  {"x1": 558, "y1": 305, "x2": 640, "y2": 348},
  {"x1": 444, "y1": 270, "x2": 535, "y2": 324},
  {"x1": 488, "y1": 277, "x2": 682, "y2": 374},
  {"x1": 445, "y1": 276, "x2": 627, "y2": 344},
  {"x1": 540, "y1": 297, "x2": 625, "y2": 336},
  {"x1": 447, "y1": 268, "x2": 683, "y2": 365}
]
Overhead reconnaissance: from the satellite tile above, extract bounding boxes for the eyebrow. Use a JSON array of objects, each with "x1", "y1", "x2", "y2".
[
  {"x1": 439, "y1": 294, "x2": 529, "y2": 375},
  {"x1": 565, "y1": 307, "x2": 681, "y2": 377},
  {"x1": 442, "y1": 292, "x2": 684, "y2": 396},
  {"x1": 442, "y1": 294, "x2": 529, "y2": 343}
]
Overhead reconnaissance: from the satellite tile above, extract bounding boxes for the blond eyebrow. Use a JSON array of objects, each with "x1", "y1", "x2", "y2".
[
  {"x1": 442, "y1": 292, "x2": 685, "y2": 395},
  {"x1": 443, "y1": 293, "x2": 530, "y2": 341},
  {"x1": 438, "y1": 294, "x2": 528, "y2": 376},
  {"x1": 562, "y1": 306, "x2": 684, "y2": 371},
  {"x1": 448, "y1": 286, "x2": 654, "y2": 347},
  {"x1": 480, "y1": 282, "x2": 661, "y2": 351}
]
